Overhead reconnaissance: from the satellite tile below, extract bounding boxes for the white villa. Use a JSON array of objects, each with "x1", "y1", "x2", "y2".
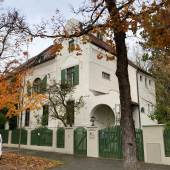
[{"x1": 8, "y1": 31, "x2": 156, "y2": 130}]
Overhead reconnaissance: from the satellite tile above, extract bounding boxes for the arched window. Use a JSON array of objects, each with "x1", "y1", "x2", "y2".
[
  {"x1": 33, "y1": 78, "x2": 41, "y2": 93},
  {"x1": 25, "y1": 108, "x2": 30, "y2": 127}
]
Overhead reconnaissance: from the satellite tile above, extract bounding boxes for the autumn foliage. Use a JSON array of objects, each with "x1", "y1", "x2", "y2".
[{"x1": 0, "y1": 71, "x2": 46, "y2": 119}]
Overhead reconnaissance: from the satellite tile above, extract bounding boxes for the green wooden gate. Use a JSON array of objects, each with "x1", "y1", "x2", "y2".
[
  {"x1": 31, "y1": 127, "x2": 52, "y2": 146},
  {"x1": 164, "y1": 128, "x2": 170, "y2": 157},
  {"x1": 74, "y1": 127, "x2": 87, "y2": 156},
  {"x1": 99, "y1": 126, "x2": 123, "y2": 159},
  {"x1": 11, "y1": 129, "x2": 27, "y2": 145},
  {"x1": 136, "y1": 129, "x2": 144, "y2": 161},
  {"x1": 0, "y1": 129, "x2": 9, "y2": 143},
  {"x1": 99, "y1": 126, "x2": 144, "y2": 161}
]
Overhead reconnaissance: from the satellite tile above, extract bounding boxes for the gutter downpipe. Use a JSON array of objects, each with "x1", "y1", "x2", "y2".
[{"x1": 136, "y1": 69, "x2": 142, "y2": 129}]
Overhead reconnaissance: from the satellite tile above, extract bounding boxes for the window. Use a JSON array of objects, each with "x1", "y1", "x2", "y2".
[
  {"x1": 140, "y1": 75, "x2": 143, "y2": 81},
  {"x1": 145, "y1": 77, "x2": 148, "y2": 88},
  {"x1": 67, "y1": 67, "x2": 75, "y2": 85},
  {"x1": 9, "y1": 116, "x2": 17, "y2": 130},
  {"x1": 68, "y1": 39, "x2": 75, "y2": 53},
  {"x1": 102, "y1": 72, "x2": 110, "y2": 80},
  {"x1": 66, "y1": 100, "x2": 74, "y2": 126},
  {"x1": 148, "y1": 104, "x2": 150, "y2": 113},
  {"x1": 141, "y1": 107, "x2": 145, "y2": 113},
  {"x1": 61, "y1": 65, "x2": 79, "y2": 86},
  {"x1": 149, "y1": 79, "x2": 152, "y2": 85},
  {"x1": 41, "y1": 75, "x2": 47, "y2": 93},
  {"x1": 97, "y1": 32, "x2": 103, "y2": 41},
  {"x1": 25, "y1": 108, "x2": 30, "y2": 126},
  {"x1": 42, "y1": 105, "x2": 49, "y2": 126},
  {"x1": 33, "y1": 78, "x2": 41, "y2": 93}
]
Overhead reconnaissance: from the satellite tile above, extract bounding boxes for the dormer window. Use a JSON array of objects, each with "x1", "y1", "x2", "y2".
[
  {"x1": 97, "y1": 33, "x2": 103, "y2": 41},
  {"x1": 69, "y1": 39, "x2": 75, "y2": 53}
]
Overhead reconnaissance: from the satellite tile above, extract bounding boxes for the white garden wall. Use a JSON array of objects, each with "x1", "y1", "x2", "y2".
[{"x1": 143, "y1": 125, "x2": 170, "y2": 165}]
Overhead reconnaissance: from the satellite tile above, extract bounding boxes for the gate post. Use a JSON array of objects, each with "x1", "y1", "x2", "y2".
[
  {"x1": 27, "y1": 129, "x2": 31, "y2": 146},
  {"x1": 65, "y1": 127, "x2": 74, "y2": 154},
  {"x1": 8, "y1": 130, "x2": 12, "y2": 144},
  {"x1": 52, "y1": 128, "x2": 57, "y2": 149},
  {"x1": 87, "y1": 127, "x2": 99, "y2": 157}
]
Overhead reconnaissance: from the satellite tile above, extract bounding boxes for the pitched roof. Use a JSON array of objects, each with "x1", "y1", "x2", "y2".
[{"x1": 20, "y1": 34, "x2": 152, "y2": 77}]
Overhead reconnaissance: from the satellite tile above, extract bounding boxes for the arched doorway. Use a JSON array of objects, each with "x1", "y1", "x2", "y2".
[{"x1": 91, "y1": 104, "x2": 115, "y2": 128}]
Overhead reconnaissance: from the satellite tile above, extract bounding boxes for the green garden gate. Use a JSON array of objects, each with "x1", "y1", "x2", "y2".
[
  {"x1": 99, "y1": 126, "x2": 144, "y2": 161},
  {"x1": 11, "y1": 129, "x2": 27, "y2": 145},
  {"x1": 164, "y1": 128, "x2": 170, "y2": 157},
  {"x1": 99, "y1": 126, "x2": 122, "y2": 159},
  {"x1": 31, "y1": 128, "x2": 52, "y2": 146},
  {"x1": 0, "y1": 129, "x2": 9, "y2": 143},
  {"x1": 74, "y1": 127, "x2": 87, "y2": 156}
]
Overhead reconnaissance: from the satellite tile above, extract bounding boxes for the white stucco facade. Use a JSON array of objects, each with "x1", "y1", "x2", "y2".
[{"x1": 18, "y1": 35, "x2": 157, "y2": 130}]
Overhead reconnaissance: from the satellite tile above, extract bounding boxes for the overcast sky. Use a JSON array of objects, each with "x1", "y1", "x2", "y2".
[
  {"x1": 1, "y1": 0, "x2": 84, "y2": 58},
  {"x1": 1, "y1": 0, "x2": 142, "y2": 61}
]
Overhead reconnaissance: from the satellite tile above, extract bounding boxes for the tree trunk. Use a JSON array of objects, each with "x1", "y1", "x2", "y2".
[
  {"x1": 105, "y1": 0, "x2": 138, "y2": 169},
  {"x1": 115, "y1": 31, "x2": 138, "y2": 170}
]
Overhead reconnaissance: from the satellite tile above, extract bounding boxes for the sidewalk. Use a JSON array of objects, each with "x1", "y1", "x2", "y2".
[{"x1": 3, "y1": 147, "x2": 170, "y2": 170}]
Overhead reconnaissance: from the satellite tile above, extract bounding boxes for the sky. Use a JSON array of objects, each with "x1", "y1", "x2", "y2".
[
  {"x1": 1, "y1": 0, "x2": 143, "y2": 61},
  {"x1": 1, "y1": 0, "x2": 84, "y2": 58}
]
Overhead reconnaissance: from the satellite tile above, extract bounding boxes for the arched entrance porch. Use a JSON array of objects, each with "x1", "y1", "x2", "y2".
[{"x1": 91, "y1": 104, "x2": 115, "y2": 128}]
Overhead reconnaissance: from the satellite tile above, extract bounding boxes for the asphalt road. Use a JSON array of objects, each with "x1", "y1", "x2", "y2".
[{"x1": 3, "y1": 147, "x2": 170, "y2": 170}]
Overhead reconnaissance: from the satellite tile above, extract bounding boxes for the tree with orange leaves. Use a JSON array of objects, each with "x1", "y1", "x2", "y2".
[
  {"x1": 0, "y1": 72, "x2": 46, "y2": 119},
  {"x1": 0, "y1": 70, "x2": 47, "y2": 153},
  {"x1": 140, "y1": 2, "x2": 170, "y2": 126}
]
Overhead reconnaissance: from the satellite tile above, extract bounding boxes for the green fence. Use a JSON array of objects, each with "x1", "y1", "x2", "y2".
[
  {"x1": 164, "y1": 128, "x2": 170, "y2": 157},
  {"x1": 99, "y1": 126, "x2": 122, "y2": 159},
  {"x1": 11, "y1": 129, "x2": 27, "y2": 145},
  {"x1": 0, "y1": 129, "x2": 9, "y2": 143},
  {"x1": 99, "y1": 126, "x2": 144, "y2": 161},
  {"x1": 31, "y1": 128, "x2": 53, "y2": 146},
  {"x1": 136, "y1": 129, "x2": 144, "y2": 161},
  {"x1": 74, "y1": 127, "x2": 87, "y2": 156},
  {"x1": 57, "y1": 128, "x2": 65, "y2": 148}
]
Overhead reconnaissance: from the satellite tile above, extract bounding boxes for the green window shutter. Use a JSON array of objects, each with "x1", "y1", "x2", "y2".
[
  {"x1": 61, "y1": 69, "x2": 66, "y2": 85},
  {"x1": 41, "y1": 75, "x2": 47, "y2": 93},
  {"x1": 73, "y1": 65, "x2": 79, "y2": 85}
]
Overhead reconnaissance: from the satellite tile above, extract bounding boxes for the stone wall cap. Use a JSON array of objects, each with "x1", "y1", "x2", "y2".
[{"x1": 142, "y1": 124, "x2": 165, "y2": 127}]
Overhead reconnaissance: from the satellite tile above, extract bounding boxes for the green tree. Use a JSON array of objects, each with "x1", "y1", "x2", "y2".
[{"x1": 149, "y1": 53, "x2": 170, "y2": 125}]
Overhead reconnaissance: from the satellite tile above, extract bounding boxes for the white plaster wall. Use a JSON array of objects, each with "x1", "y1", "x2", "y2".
[
  {"x1": 89, "y1": 45, "x2": 118, "y2": 94},
  {"x1": 143, "y1": 125, "x2": 170, "y2": 165},
  {"x1": 128, "y1": 65, "x2": 138, "y2": 103},
  {"x1": 138, "y1": 73, "x2": 157, "y2": 126}
]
